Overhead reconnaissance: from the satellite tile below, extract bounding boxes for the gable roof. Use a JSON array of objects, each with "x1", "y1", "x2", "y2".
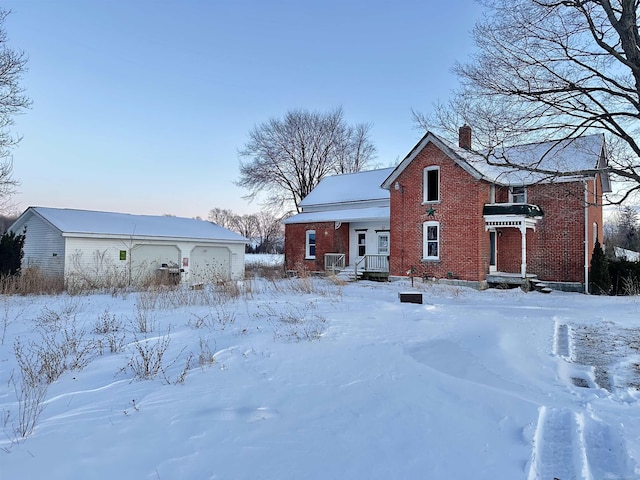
[
  {"x1": 10, "y1": 207, "x2": 247, "y2": 243},
  {"x1": 381, "y1": 131, "x2": 610, "y2": 190},
  {"x1": 299, "y1": 168, "x2": 394, "y2": 208}
]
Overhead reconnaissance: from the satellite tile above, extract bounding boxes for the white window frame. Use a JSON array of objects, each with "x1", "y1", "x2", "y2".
[
  {"x1": 423, "y1": 166, "x2": 440, "y2": 203},
  {"x1": 423, "y1": 221, "x2": 440, "y2": 260},
  {"x1": 305, "y1": 230, "x2": 316, "y2": 259},
  {"x1": 377, "y1": 232, "x2": 389, "y2": 255},
  {"x1": 509, "y1": 186, "x2": 526, "y2": 204}
]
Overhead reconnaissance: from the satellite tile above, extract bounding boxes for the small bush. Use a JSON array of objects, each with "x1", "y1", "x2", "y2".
[
  {"x1": 0, "y1": 229, "x2": 25, "y2": 276},
  {"x1": 590, "y1": 239, "x2": 611, "y2": 294},
  {"x1": 125, "y1": 328, "x2": 172, "y2": 381},
  {"x1": 609, "y1": 259, "x2": 640, "y2": 295}
]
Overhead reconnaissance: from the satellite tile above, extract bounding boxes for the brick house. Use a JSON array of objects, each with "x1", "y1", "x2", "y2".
[{"x1": 284, "y1": 128, "x2": 611, "y2": 291}]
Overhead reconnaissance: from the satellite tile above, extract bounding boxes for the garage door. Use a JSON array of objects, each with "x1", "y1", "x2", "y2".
[
  {"x1": 130, "y1": 244, "x2": 180, "y2": 282},
  {"x1": 190, "y1": 246, "x2": 231, "y2": 283}
]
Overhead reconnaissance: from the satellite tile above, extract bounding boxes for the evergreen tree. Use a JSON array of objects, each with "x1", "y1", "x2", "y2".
[
  {"x1": 0, "y1": 228, "x2": 25, "y2": 276},
  {"x1": 590, "y1": 239, "x2": 610, "y2": 295}
]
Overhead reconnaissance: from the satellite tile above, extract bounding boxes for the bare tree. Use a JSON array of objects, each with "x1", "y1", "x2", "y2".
[
  {"x1": 237, "y1": 107, "x2": 376, "y2": 213},
  {"x1": 253, "y1": 211, "x2": 284, "y2": 253},
  {"x1": 207, "y1": 208, "x2": 237, "y2": 230},
  {"x1": 413, "y1": 0, "x2": 640, "y2": 203},
  {"x1": 0, "y1": 9, "x2": 30, "y2": 211},
  {"x1": 605, "y1": 205, "x2": 640, "y2": 251},
  {"x1": 232, "y1": 213, "x2": 258, "y2": 242}
]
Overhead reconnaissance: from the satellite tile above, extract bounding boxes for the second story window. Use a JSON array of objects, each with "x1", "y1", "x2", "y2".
[
  {"x1": 509, "y1": 186, "x2": 526, "y2": 204},
  {"x1": 423, "y1": 167, "x2": 440, "y2": 203}
]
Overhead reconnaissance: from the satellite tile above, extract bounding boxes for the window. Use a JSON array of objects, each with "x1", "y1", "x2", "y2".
[
  {"x1": 509, "y1": 186, "x2": 526, "y2": 204},
  {"x1": 305, "y1": 230, "x2": 316, "y2": 259},
  {"x1": 377, "y1": 233, "x2": 389, "y2": 254},
  {"x1": 423, "y1": 221, "x2": 440, "y2": 260},
  {"x1": 423, "y1": 167, "x2": 440, "y2": 203},
  {"x1": 357, "y1": 232, "x2": 366, "y2": 257}
]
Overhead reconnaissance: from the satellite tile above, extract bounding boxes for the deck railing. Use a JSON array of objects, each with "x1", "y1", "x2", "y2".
[
  {"x1": 324, "y1": 253, "x2": 346, "y2": 272},
  {"x1": 355, "y1": 254, "x2": 389, "y2": 276}
]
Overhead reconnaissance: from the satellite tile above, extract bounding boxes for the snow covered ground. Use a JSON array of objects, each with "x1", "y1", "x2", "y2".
[{"x1": 1, "y1": 273, "x2": 639, "y2": 479}]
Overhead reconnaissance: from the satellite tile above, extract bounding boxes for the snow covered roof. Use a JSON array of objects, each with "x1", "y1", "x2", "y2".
[
  {"x1": 383, "y1": 131, "x2": 609, "y2": 190},
  {"x1": 299, "y1": 168, "x2": 394, "y2": 207},
  {"x1": 283, "y1": 206, "x2": 390, "y2": 225},
  {"x1": 614, "y1": 246, "x2": 640, "y2": 262},
  {"x1": 466, "y1": 134, "x2": 607, "y2": 186},
  {"x1": 12, "y1": 207, "x2": 248, "y2": 243}
]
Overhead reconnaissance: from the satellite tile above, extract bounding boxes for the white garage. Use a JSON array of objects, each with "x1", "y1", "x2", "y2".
[
  {"x1": 130, "y1": 244, "x2": 181, "y2": 283},
  {"x1": 9, "y1": 207, "x2": 248, "y2": 287},
  {"x1": 190, "y1": 246, "x2": 232, "y2": 283}
]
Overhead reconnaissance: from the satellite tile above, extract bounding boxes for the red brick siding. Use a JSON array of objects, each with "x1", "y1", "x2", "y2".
[
  {"x1": 389, "y1": 142, "x2": 491, "y2": 281},
  {"x1": 389, "y1": 141, "x2": 603, "y2": 284},
  {"x1": 284, "y1": 222, "x2": 349, "y2": 271},
  {"x1": 494, "y1": 181, "x2": 602, "y2": 283}
]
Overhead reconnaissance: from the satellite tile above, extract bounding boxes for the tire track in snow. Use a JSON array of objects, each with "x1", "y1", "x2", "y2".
[
  {"x1": 528, "y1": 321, "x2": 636, "y2": 479},
  {"x1": 528, "y1": 406, "x2": 582, "y2": 480}
]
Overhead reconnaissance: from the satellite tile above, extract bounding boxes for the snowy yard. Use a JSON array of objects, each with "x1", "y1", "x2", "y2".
[{"x1": 1, "y1": 275, "x2": 639, "y2": 479}]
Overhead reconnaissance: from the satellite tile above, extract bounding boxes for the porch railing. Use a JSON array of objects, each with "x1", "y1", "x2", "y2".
[
  {"x1": 355, "y1": 254, "x2": 389, "y2": 276},
  {"x1": 324, "y1": 253, "x2": 346, "y2": 272}
]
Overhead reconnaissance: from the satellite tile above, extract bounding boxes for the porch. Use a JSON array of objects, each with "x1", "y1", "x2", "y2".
[
  {"x1": 483, "y1": 203, "x2": 544, "y2": 278},
  {"x1": 324, "y1": 253, "x2": 389, "y2": 281}
]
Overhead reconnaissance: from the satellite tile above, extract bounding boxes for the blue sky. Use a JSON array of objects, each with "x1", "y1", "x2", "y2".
[{"x1": 4, "y1": 0, "x2": 484, "y2": 218}]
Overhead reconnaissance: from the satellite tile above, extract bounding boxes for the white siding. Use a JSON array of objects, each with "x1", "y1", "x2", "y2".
[
  {"x1": 349, "y1": 221, "x2": 391, "y2": 263},
  {"x1": 64, "y1": 238, "x2": 131, "y2": 285},
  {"x1": 188, "y1": 243, "x2": 245, "y2": 283},
  {"x1": 131, "y1": 244, "x2": 181, "y2": 283},
  {"x1": 20, "y1": 215, "x2": 65, "y2": 277},
  {"x1": 63, "y1": 237, "x2": 246, "y2": 285}
]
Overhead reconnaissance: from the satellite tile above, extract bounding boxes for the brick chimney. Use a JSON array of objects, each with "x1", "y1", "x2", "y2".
[{"x1": 459, "y1": 124, "x2": 472, "y2": 150}]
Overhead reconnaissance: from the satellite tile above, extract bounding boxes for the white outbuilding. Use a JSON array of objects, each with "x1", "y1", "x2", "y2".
[{"x1": 9, "y1": 207, "x2": 248, "y2": 285}]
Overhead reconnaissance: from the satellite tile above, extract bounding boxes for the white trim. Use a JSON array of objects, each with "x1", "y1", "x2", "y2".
[
  {"x1": 423, "y1": 166, "x2": 440, "y2": 203},
  {"x1": 305, "y1": 230, "x2": 316, "y2": 259},
  {"x1": 422, "y1": 221, "x2": 440, "y2": 260},
  {"x1": 377, "y1": 232, "x2": 389, "y2": 255},
  {"x1": 509, "y1": 186, "x2": 526, "y2": 204}
]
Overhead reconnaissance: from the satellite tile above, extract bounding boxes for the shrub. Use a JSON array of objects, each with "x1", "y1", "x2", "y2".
[
  {"x1": 590, "y1": 239, "x2": 611, "y2": 294},
  {"x1": 0, "y1": 229, "x2": 25, "y2": 276},
  {"x1": 609, "y1": 259, "x2": 640, "y2": 295}
]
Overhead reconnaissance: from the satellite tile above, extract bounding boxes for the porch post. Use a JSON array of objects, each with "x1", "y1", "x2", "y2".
[{"x1": 520, "y1": 223, "x2": 527, "y2": 278}]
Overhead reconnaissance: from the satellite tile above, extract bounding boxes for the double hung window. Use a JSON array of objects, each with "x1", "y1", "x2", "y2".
[
  {"x1": 305, "y1": 230, "x2": 316, "y2": 259},
  {"x1": 423, "y1": 221, "x2": 440, "y2": 260}
]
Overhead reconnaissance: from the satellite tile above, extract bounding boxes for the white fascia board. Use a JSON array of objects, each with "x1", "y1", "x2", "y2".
[{"x1": 60, "y1": 232, "x2": 248, "y2": 244}]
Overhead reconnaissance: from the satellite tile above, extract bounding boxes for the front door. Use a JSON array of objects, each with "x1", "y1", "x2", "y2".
[
  {"x1": 489, "y1": 230, "x2": 497, "y2": 273},
  {"x1": 357, "y1": 232, "x2": 367, "y2": 258},
  {"x1": 377, "y1": 233, "x2": 389, "y2": 255}
]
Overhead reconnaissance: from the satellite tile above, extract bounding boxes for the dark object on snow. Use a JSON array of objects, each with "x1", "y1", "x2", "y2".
[{"x1": 399, "y1": 292, "x2": 423, "y2": 304}]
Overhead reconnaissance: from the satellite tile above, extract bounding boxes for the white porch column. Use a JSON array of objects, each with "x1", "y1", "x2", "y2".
[{"x1": 520, "y1": 223, "x2": 527, "y2": 278}]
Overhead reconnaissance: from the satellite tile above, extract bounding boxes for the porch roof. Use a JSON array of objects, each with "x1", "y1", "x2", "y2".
[{"x1": 283, "y1": 206, "x2": 389, "y2": 225}]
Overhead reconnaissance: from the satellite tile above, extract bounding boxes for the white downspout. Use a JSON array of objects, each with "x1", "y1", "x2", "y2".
[
  {"x1": 584, "y1": 181, "x2": 589, "y2": 294},
  {"x1": 520, "y1": 223, "x2": 527, "y2": 278}
]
